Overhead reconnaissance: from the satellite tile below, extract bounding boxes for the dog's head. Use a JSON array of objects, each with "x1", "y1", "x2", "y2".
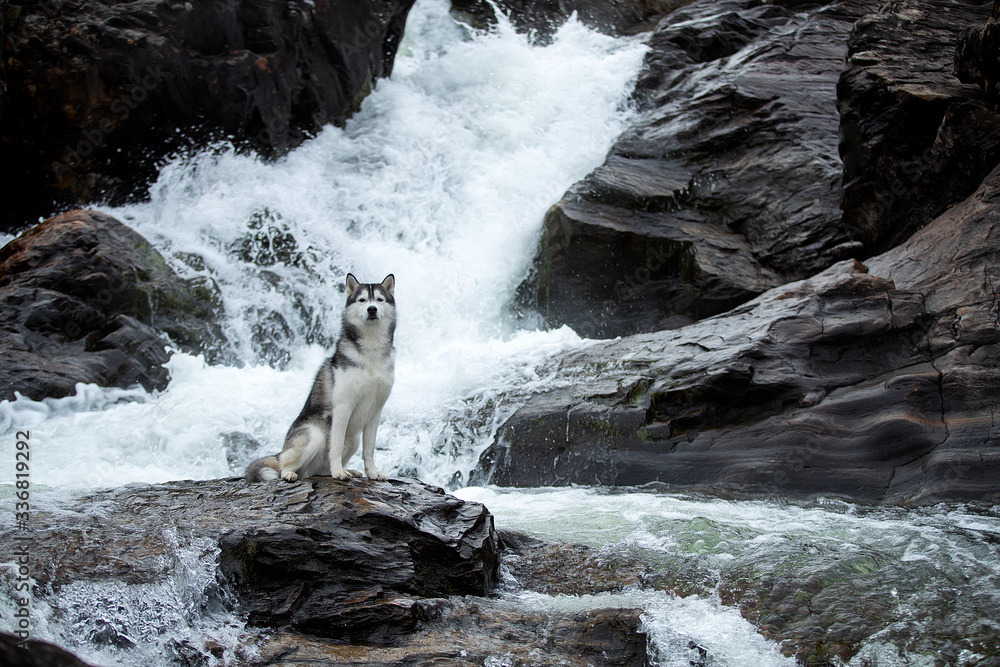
[{"x1": 344, "y1": 273, "x2": 396, "y2": 326}]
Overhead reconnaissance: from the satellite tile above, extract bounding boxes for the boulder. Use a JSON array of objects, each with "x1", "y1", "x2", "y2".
[
  {"x1": 838, "y1": 0, "x2": 1000, "y2": 254},
  {"x1": 0, "y1": 634, "x2": 97, "y2": 667},
  {"x1": 0, "y1": 0, "x2": 416, "y2": 231},
  {"x1": 517, "y1": 0, "x2": 873, "y2": 338},
  {"x1": 0, "y1": 209, "x2": 228, "y2": 401},
  {"x1": 476, "y1": 163, "x2": 1000, "y2": 505}
]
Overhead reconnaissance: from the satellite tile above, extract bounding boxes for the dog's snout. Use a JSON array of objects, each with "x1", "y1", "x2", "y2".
[{"x1": 367, "y1": 305, "x2": 378, "y2": 317}]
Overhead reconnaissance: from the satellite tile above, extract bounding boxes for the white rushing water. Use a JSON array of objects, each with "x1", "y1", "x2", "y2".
[{"x1": 3, "y1": 1, "x2": 1000, "y2": 665}]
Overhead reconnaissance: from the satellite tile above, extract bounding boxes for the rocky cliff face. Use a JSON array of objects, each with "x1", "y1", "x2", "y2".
[
  {"x1": 478, "y1": 159, "x2": 1000, "y2": 506},
  {"x1": 516, "y1": 0, "x2": 999, "y2": 340},
  {"x1": 482, "y1": 0, "x2": 1000, "y2": 505},
  {"x1": 0, "y1": 0, "x2": 416, "y2": 231},
  {"x1": 516, "y1": 0, "x2": 875, "y2": 337},
  {"x1": 838, "y1": 0, "x2": 1000, "y2": 254}
]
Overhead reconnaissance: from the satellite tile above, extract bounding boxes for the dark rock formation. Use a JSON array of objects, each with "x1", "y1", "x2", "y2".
[
  {"x1": 0, "y1": 0, "x2": 416, "y2": 231},
  {"x1": 516, "y1": 0, "x2": 873, "y2": 338},
  {"x1": 0, "y1": 634, "x2": 97, "y2": 667},
  {"x1": 477, "y1": 162, "x2": 1000, "y2": 505},
  {"x1": 450, "y1": 0, "x2": 678, "y2": 37},
  {"x1": 246, "y1": 526, "x2": 649, "y2": 666},
  {"x1": 956, "y1": 0, "x2": 1000, "y2": 97},
  {"x1": 0, "y1": 209, "x2": 228, "y2": 401},
  {"x1": 0, "y1": 479, "x2": 498, "y2": 656},
  {"x1": 252, "y1": 603, "x2": 650, "y2": 666},
  {"x1": 0, "y1": 477, "x2": 650, "y2": 666},
  {"x1": 838, "y1": 0, "x2": 1000, "y2": 255}
]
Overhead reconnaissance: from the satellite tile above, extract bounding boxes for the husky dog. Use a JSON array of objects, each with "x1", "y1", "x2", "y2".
[{"x1": 245, "y1": 274, "x2": 396, "y2": 483}]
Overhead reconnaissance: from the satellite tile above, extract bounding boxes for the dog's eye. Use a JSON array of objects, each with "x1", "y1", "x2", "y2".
[
  {"x1": 376, "y1": 297, "x2": 384, "y2": 302},
  {"x1": 357, "y1": 297, "x2": 367, "y2": 303}
]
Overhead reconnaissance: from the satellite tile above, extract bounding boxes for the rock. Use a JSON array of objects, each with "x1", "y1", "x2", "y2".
[
  {"x1": 0, "y1": 0, "x2": 416, "y2": 231},
  {"x1": 251, "y1": 603, "x2": 650, "y2": 666},
  {"x1": 955, "y1": 0, "x2": 1000, "y2": 96},
  {"x1": 0, "y1": 477, "x2": 500, "y2": 663},
  {"x1": 247, "y1": 527, "x2": 650, "y2": 666},
  {"x1": 476, "y1": 163, "x2": 1000, "y2": 505},
  {"x1": 449, "y1": 0, "x2": 677, "y2": 38},
  {"x1": 838, "y1": 0, "x2": 1000, "y2": 254},
  {"x1": 0, "y1": 209, "x2": 228, "y2": 401},
  {"x1": 516, "y1": 0, "x2": 873, "y2": 338},
  {"x1": 498, "y1": 529, "x2": 653, "y2": 595},
  {"x1": 0, "y1": 634, "x2": 97, "y2": 667}
]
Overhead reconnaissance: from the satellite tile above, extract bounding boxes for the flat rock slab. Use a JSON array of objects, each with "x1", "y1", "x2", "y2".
[
  {"x1": 0, "y1": 478, "x2": 499, "y2": 649},
  {"x1": 251, "y1": 602, "x2": 649, "y2": 667}
]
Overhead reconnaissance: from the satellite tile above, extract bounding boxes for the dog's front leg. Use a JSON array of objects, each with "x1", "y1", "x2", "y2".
[
  {"x1": 328, "y1": 414, "x2": 355, "y2": 481},
  {"x1": 362, "y1": 413, "x2": 387, "y2": 481}
]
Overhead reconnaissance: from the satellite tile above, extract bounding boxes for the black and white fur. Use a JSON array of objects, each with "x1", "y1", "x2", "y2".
[{"x1": 245, "y1": 274, "x2": 396, "y2": 483}]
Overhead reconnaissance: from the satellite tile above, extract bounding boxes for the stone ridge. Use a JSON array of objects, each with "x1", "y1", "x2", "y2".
[{"x1": 478, "y1": 161, "x2": 1000, "y2": 504}]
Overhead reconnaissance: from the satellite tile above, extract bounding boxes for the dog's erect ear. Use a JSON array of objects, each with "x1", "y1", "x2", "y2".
[
  {"x1": 346, "y1": 273, "x2": 360, "y2": 294},
  {"x1": 381, "y1": 274, "x2": 395, "y2": 296}
]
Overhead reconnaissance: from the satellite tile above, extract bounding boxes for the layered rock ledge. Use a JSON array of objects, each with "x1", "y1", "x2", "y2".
[
  {"x1": 477, "y1": 162, "x2": 1000, "y2": 505},
  {"x1": 0, "y1": 479, "x2": 496, "y2": 661},
  {"x1": 517, "y1": 0, "x2": 999, "y2": 340},
  {"x1": 517, "y1": 0, "x2": 875, "y2": 337}
]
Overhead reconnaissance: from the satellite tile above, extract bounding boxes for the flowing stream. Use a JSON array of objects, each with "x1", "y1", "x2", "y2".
[{"x1": 2, "y1": 1, "x2": 1000, "y2": 665}]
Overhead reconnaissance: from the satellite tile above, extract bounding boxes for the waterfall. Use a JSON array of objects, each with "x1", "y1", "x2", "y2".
[{"x1": 3, "y1": 2, "x2": 999, "y2": 666}]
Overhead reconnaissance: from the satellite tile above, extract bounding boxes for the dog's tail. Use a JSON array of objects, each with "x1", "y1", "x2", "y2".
[{"x1": 245, "y1": 455, "x2": 280, "y2": 482}]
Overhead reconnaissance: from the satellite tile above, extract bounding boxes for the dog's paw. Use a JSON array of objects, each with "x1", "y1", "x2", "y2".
[
  {"x1": 331, "y1": 468, "x2": 355, "y2": 481},
  {"x1": 366, "y1": 468, "x2": 388, "y2": 482},
  {"x1": 280, "y1": 469, "x2": 298, "y2": 482},
  {"x1": 345, "y1": 469, "x2": 364, "y2": 478}
]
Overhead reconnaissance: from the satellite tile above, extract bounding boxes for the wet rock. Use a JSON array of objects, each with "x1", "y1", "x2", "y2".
[
  {"x1": 450, "y1": 0, "x2": 677, "y2": 38},
  {"x1": 838, "y1": 0, "x2": 1000, "y2": 254},
  {"x1": 0, "y1": 209, "x2": 228, "y2": 400},
  {"x1": 955, "y1": 0, "x2": 1000, "y2": 97},
  {"x1": 516, "y1": 0, "x2": 872, "y2": 338},
  {"x1": 247, "y1": 527, "x2": 651, "y2": 666},
  {"x1": 251, "y1": 603, "x2": 650, "y2": 666},
  {"x1": 0, "y1": 479, "x2": 652, "y2": 666},
  {"x1": 498, "y1": 529, "x2": 652, "y2": 595},
  {"x1": 477, "y1": 163, "x2": 1000, "y2": 505},
  {"x1": 0, "y1": 477, "x2": 500, "y2": 657},
  {"x1": 0, "y1": 0, "x2": 416, "y2": 231},
  {"x1": 0, "y1": 633, "x2": 97, "y2": 666}
]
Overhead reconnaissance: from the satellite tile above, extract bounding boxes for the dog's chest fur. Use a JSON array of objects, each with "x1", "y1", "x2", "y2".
[{"x1": 330, "y1": 338, "x2": 395, "y2": 428}]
